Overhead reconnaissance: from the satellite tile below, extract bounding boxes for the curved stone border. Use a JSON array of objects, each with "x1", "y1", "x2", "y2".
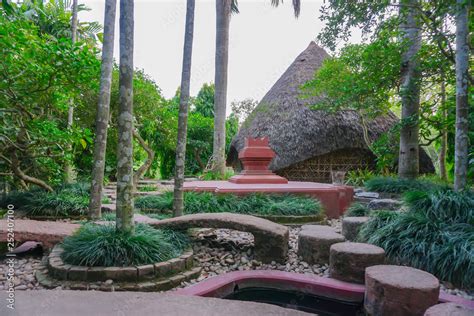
[{"x1": 48, "y1": 245, "x2": 194, "y2": 282}]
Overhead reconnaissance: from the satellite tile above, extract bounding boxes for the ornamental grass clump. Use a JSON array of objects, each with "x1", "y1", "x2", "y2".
[
  {"x1": 61, "y1": 223, "x2": 189, "y2": 267},
  {"x1": 358, "y1": 189, "x2": 474, "y2": 289},
  {"x1": 364, "y1": 176, "x2": 446, "y2": 194},
  {"x1": 0, "y1": 183, "x2": 91, "y2": 217},
  {"x1": 135, "y1": 192, "x2": 321, "y2": 216},
  {"x1": 345, "y1": 202, "x2": 371, "y2": 217}
]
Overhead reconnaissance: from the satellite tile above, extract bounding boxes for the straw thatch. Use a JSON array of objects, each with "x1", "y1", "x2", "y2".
[{"x1": 227, "y1": 42, "x2": 434, "y2": 182}]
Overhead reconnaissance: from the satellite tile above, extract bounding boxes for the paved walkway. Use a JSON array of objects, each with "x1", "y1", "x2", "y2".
[
  {"x1": 0, "y1": 290, "x2": 310, "y2": 316},
  {"x1": 0, "y1": 220, "x2": 80, "y2": 248},
  {"x1": 0, "y1": 214, "x2": 157, "y2": 249}
]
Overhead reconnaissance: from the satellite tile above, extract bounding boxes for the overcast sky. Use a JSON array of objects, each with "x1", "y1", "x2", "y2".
[{"x1": 80, "y1": 0, "x2": 362, "y2": 110}]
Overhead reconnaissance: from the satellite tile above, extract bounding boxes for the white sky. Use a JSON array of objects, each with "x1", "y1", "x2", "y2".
[{"x1": 80, "y1": 0, "x2": 362, "y2": 110}]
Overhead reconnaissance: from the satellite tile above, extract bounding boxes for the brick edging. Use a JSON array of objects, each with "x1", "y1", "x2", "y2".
[{"x1": 48, "y1": 245, "x2": 194, "y2": 282}]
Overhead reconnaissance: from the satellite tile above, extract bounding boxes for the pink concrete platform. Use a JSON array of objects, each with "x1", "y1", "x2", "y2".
[
  {"x1": 184, "y1": 181, "x2": 353, "y2": 219},
  {"x1": 175, "y1": 270, "x2": 474, "y2": 309}
]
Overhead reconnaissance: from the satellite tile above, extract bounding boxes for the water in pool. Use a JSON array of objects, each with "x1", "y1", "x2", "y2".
[{"x1": 224, "y1": 286, "x2": 364, "y2": 316}]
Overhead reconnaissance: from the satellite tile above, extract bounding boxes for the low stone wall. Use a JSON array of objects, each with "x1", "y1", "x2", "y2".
[{"x1": 48, "y1": 245, "x2": 194, "y2": 282}]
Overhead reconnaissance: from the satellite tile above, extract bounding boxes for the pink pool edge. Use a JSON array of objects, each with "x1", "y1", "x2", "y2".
[{"x1": 174, "y1": 270, "x2": 474, "y2": 309}]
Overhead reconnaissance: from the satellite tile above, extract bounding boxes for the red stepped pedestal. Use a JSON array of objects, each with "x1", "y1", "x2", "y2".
[{"x1": 229, "y1": 137, "x2": 288, "y2": 184}]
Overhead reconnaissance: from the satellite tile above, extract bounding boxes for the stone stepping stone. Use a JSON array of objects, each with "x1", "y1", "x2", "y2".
[
  {"x1": 365, "y1": 265, "x2": 440, "y2": 316},
  {"x1": 297, "y1": 225, "x2": 344, "y2": 264},
  {"x1": 424, "y1": 303, "x2": 473, "y2": 316},
  {"x1": 329, "y1": 242, "x2": 385, "y2": 284},
  {"x1": 342, "y1": 216, "x2": 369, "y2": 241},
  {"x1": 368, "y1": 198, "x2": 402, "y2": 210}
]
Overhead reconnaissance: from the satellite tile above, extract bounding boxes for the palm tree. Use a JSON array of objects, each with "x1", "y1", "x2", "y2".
[
  {"x1": 453, "y1": 0, "x2": 470, "y2": 191},
  {"x1": 212, "y1": 0, "x2": 300, "y2": 177},
  {"x1": 397, "y1": 0, "x2": 422, "y2": 179},
  {"x1": 173, "y1": 0, "x2": 195, "y2": 217},
  {"x1": 64, "y1": 0, "x2": 79, "y2": 184},
  {"x1": 116, "y1": 0, "x2": 135, "y2": 233},
  {"x1": 88, "y1": 0, "x2": 117, "y2": 219}
]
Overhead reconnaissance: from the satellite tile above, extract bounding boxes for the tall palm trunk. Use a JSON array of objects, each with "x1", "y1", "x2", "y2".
[
  {"x1": 398, "y1": 0, "x2": 421, "y2": 179},
  {"x1": 116, "y1": 0, "x2": 135, "y2": 233},
  {"x1": 439, "y1": 71, "x2": 448, "y2": 181},
  {"x1": 88, "y1": 0, "x2": 117, "y2": 219},
  {"x1": 212, "y1": 0, "x2": 231, "y2": 177},
  {"x1": 454, "y1": 0, "x2": 470, "y2": 191},
  {"x1": 64, "y1": 0, "x2": 79, "y2": 183},
  {"x1": 173, "y1": 0, "x2": 195, "y2": 217}
]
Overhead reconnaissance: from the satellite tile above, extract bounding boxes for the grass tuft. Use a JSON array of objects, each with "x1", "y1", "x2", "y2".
[
  {"x1": 61, "y1": 223, "x2": 189, "y2": 267},
  {"x1": 365, "y1": 176, "x2": 446, "y2": 194},
  {"x1": 345, "y1": 202, "x2": 371, "y2": 217}
]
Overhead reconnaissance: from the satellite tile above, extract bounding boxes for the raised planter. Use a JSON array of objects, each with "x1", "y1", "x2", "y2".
[
  {"x1": 42, "y1": 245, "x2": 201, "y2": 291},
  {"x1": 137, "y1": 210, "x2": 326, "y2": 225}
]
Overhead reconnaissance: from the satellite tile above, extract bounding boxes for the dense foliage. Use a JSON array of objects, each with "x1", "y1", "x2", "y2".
[
  {"x1": 0, "y1": 183, "x2": 92, "y2": 217},
  {"x1": 0, "y1": 3, "x2": 240, "y2": 191},
  {"x1": 61, "y1": 223, "x2": 190, "y2": 266},
  {"x1": 0, "y1": 8, "x2": 100, "y2": 189},
  {"x1": 135, "y1": 192, "x2": 322, "y2": 216},
  {"x1": 345, "y1": 202, "x2": 370, "y2": 217},
  {"x1": 359, "y1": 190, "x2": 474, "y2": 289},
  {"x1": 365, "y1": 176, "x2": 446, "y2": 194}
]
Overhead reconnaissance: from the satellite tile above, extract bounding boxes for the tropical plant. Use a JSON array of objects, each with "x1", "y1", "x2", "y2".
[
  {"x1": 0, "y1": 11, "x2": 100, "y2": 191},
  {"x1": 115, "y1": 0, "x2": 134, "y2": 233},
  {"x1": 345, "y1": 169, "x2": 376, "y2": 187},
  {"x1": 61, "y1": 223, "x2": 190, "y2": 266},
  {"x1": 365, "y1": 176, "x2": 446, "y2": 194},
  {"x1": 345, "y1": 203, "x2": 370, "y2": 217},
  {"x1": 173, "y1": 0, "x2": 195, "y2": 217},
  {"x1": 89, "y1": 0, "x2": 117, "y2": 219},
  {"x1": 359, "y1": 190, "x2": 474, "y2": 288}
]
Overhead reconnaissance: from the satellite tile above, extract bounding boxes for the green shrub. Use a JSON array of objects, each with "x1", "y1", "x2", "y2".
[
  {"x1": 0, "y1": 182, "x2": 109, "y2": 218},
  {"x1": 345, "y1": 203, "x2": 371, "y2": 217},
  {"x1": 135, "y1": 193, "x2": 173, "y2": 211},
  {"x1": 404, "y1": 190, "x2": 474, "y2": 224},
  {"x1": 135, "y1": 192, "x2": 321, "y2": 216},
  {"x1": 359, "y1": 190, "x2": 474, "y2": 289},
  {"x1": 365, "y1": 176, "x2": 445, "y2": 194},
  {"x1": 61, "y1": 223, "x2": 189, "y2": 267},
  {"x1": 345, "y1": 169, "x2": 375, "y2": 187},
  {"x1": 200, "y1": 169, "x2": 234, "y2": 181},
  {"x1": 101, "y1": 212, "x2": 116, "y2": 221},
  {"x1": 139, "y1": 185, "x2": 157, "y2": 192}
]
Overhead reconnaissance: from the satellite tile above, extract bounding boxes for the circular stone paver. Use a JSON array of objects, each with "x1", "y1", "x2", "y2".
[
  {"x1": 424, "y1": 303, "x2": 473, "y2": 316},
  {"x1": 365, "y1": 265, "x2": 440, "y2": 316},
  {"x1": 342, "y1": 217, "x2": 369, "y2": 241},
  {"x1": 329, "y1": 242, "x2": 385, "y2": 284},
  {"x1": 297, "y1": 225, "x2": 345, "y2": 264}
]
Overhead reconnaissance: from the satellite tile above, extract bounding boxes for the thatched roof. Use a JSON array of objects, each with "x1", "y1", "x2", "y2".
[{"x1": 227, "y1": 41, "x2": 434, "y2": 173}]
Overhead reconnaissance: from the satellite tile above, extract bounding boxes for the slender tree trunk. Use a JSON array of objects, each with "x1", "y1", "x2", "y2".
[
  {"x1": 454, "y1": 0, "x2": 470, "y2": 191},
  {"x1": 133, "y1": 129, "x2": 155, "y2": 191},
  {"x1": 398, "y1": 0, "x2": 421, "y2": 179},
  {"x1": 212, "y1": 0, "x2": 231, "y2": 177},
  {"x1": 439, "y1": 71, "x2": 448, "y2": 181},
  {"x1": 88, "y1": 0, "x2": 117, "y2": 219},
  {"x1": 64, "y1": 0, "x2": 79, "y2": 184},
  {"x1": 173, "y1": 0, "x2": 195, "y2": 217},
  {"x1": 116, "y1": 0, "x2": 135, "y2": 233}
]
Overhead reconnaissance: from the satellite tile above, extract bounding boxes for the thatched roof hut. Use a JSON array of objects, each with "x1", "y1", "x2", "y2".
[{"x1": 227, "y1": 42, "x2": 434, "y2": 183}]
